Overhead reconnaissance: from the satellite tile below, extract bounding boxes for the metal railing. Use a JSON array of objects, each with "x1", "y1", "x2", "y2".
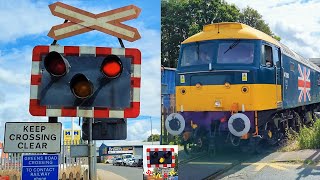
[{"x1": 0, "y1": 140, "x2": 89, "y2": 179}]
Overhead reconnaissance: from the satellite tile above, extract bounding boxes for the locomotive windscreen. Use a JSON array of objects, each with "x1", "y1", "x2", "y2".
[
  {"x1": 180, "y1": 42, "x2": 215, "y2": 66},
  {"x1": 217, "y1": 42, "x2": 254, "y2": 64},
  {"x1": 179, "y1": 40, "x2": 255, "y2": 67}
]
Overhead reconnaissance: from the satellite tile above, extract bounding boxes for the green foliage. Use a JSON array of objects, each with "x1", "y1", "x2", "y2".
[
  {"x1": 147, "y1": 134, "x2": 160, "y2": 142},
  {"x1": 169, "y1": 141, "x2": 175, "y2": 145},
  {"x1": 239, "y1": 6, "x2": 271, "y2": 35},
  {"x1": 168, "y1": 135, "x2": 182, "y2": 145},
  {"x1": 273, "y1": 35, "x2": 281, "y2": 41},
  {"x1": 297, "y1": 120, "x2": 320, "y2": 149},
  {"x1": 239, "y1": 6, "x2": 280, "y2": 41},
  {"x1": 174, "y1": 153, "x2": 178, "y2": 174},
  {"x1": 161, "y1": 0, "x2": 280, "y2": 68},
  {"x1": 174, "y1": 135, "x2": 182, "y2": 145}
]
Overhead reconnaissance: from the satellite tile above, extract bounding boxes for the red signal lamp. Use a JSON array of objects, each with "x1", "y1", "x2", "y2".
[
  {"x1": 44, "y1": 51, "x2": 70, "y2": 77},
  {"x1": 101, "y1": 55, "x2": 123, "y2": 78},
  {"x1": 70, "y1": 74, "x2": 93, "y2": 99}
]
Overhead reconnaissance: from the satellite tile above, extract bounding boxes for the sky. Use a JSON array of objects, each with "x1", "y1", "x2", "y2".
[
  {"x1": 226, "y1": 0, "x2": 320, "y2": 58},
  {"x1": 0, "y1": 0, "x2": 161, "y2": 144}
]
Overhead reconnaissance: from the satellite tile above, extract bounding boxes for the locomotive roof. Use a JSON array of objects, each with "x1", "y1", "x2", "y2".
[
  {"x1": 182, "y1": 22, "x2": 280, "y2": 45},
  {"x1": 182, "y1": 22, "x2": 320, "y2": 72}
]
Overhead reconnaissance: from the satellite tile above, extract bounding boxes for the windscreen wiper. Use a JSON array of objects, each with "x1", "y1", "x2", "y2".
[{"x1": 224, "y1": 39, "x2": 240, "y2": 54}]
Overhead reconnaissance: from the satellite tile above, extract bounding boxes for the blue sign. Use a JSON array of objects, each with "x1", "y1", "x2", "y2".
[{"x1": 22, "y1": 154, "x2": 59, "y2": 180}]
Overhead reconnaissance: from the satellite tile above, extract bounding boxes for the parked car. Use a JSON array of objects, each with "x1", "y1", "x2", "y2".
[
  {"x1": 129, "y1": 158, "x2": 142, "y2": 167},
  {"x1": 126, "y1": 158, "x2": 135, "y2": 166},
  {"x1": 113, "y1": 158, "x2": 123, "y2": 166},
  {"x1": 121, "y1": 154, "x2": 133, "y2": 166},
  {"x1": 105, "y1": 158, "x2": 113, "y2": 164}
]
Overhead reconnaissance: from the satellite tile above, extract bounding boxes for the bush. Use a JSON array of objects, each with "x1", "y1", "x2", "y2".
[
  {"x1": 169, "y1": 141, "x2": 176, "y2": 145},
  {"x1": 298, "y1": 119, "x2": 320, "y2": 149}
]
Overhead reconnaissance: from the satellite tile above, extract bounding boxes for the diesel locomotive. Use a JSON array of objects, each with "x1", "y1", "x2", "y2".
[{"x1": 167, "y1": 22, "x2": 320, "y2": 151}]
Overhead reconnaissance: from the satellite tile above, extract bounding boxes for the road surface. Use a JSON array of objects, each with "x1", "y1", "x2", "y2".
[{"x1": 97, "y1": 163, "x2": 143, "y2": 180}]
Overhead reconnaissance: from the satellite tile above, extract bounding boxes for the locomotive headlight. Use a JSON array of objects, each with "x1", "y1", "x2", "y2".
[
  {"x1": 224, "y1": 82, "x2": 231, "y2": 88},
  {"x1": 195, "y1": 83, "x2": 202, "y2": 89},
  {"x1": 214, "y1": 100, "x2": 222, "y2": 107}
]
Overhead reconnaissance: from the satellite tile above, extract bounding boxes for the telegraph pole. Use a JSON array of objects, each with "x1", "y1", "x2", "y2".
[
  {"x1": 150, "y1": 116, "x2": 153, "y2": 145},
  {"x1": 88, "y1": 118, "x2": 97, "y2": 180}
]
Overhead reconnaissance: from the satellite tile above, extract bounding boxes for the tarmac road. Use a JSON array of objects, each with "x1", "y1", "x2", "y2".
[
  {"x1": 178, "y1": 146, "x2": 254, "y2": 180},
  {"x1": 97, "y1": 148, "x2": 320, "y2": 180},
  {"x1": 219, "y1": 149, "x2": 320, "y2": 180},
  {"x1": 97, "y1": 163, "x2": 143, "y2": 180},
  {"x1": 179, "y1": 145, "x2": 320, "y2": 180}
]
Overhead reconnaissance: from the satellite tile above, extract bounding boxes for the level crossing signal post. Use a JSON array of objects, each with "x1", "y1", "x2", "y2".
[{"x1": 27, "y1": 2, "x2": 142, "y2": 180}]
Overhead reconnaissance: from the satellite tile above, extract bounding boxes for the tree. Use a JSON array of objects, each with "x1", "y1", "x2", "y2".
[
  {"x1": 147, "y1": 134, "x2": 160, "y2": 142},
  {"x1": 161, "y1": 0, "x2": 240, "y2": 68},
  {"x1": 161, "y1": 0, "x2": 191, "y2": 67},
  {"x1": 161, "y1": 0, "x2": 280, "y2": 68},
  {"x1": 187, "y1": 0, "x2": 240, "y2": 36},
  {"x1": 239, "y1": 6, "x2": 280, "y2": 41}
]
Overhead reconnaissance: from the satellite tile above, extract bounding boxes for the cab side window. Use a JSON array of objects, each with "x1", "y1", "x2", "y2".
[
  {"x1": 263, "y1": 45, "x2": 273, "y2": 67},
  {"x1": 262, "y1": 45, "x2": 273, "y2": 67}
]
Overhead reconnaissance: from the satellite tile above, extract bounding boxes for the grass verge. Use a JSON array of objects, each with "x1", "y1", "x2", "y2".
[{"x1": 281, "y1": 117, "x2": 320, "y2": 151}]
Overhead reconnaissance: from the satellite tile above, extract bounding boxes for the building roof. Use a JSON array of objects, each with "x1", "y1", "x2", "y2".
[{"x1": 100, "y1": 141, "x2": 160, "y2": 147}]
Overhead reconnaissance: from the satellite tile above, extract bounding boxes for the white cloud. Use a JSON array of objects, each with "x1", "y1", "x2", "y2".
[
  {"x1": 127, "y1": 23, "x2": 161, "y2": 58},
  {"x1": 0, "y1": 46, "x2": 32, "y2": 86},
  {"x1": 140, "y1": 57, "x2": 161, "y2": 116},
  {"x1": 226, "y1": 0, "x2": 320, "y2": 58},
  {"x1": 127, "y1": 23, "x2": 161, "y2": 118},
  {"x1": 127, "y1": 119, "x2": 160, "y2": 141},
  {"x1": 0, "y1": 68, "x2": 29, "y2": 85},
  {"x1": 0, "y1": 101, "x2": 48, "y2": 141},
  {"x1": 0, "y1": 1, "x2": 60, "y2": 42}
]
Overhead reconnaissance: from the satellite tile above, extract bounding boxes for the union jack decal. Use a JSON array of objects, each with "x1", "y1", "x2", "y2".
[{"x1": 298, "y1": 64, "x2": 311, "y2": 102}]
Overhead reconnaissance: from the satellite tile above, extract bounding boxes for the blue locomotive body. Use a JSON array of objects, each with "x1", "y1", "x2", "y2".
[{"x1": 165, "y1": 23, "x2": 320, "y2": 151}]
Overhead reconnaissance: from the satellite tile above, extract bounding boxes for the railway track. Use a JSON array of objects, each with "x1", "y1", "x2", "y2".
[
  {"x1": 179, "y1": 152, "x2": 207, "y2": 166},
  {"x1": 202, "y1": 159, "x2": 243, "y2": 180},
  {"x1": 178, "y1": 147, "x2": 259, "y2": 180},
  {"x1": 202, "y1": 144, "x2": 278, "y2": 179}
]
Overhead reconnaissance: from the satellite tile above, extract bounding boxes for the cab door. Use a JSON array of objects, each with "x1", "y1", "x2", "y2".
[
  {"x1": 261, "y1": 44, "x2": 275, "y2": 84},
  {"x1": 260, "y1": 44, "x2": 278, "y2": 109},
  {"x1": 273, "y1": 47, "x2": 282, "y2": 108}
]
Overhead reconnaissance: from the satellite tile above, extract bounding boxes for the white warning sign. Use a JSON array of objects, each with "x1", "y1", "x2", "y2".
[
  {"x1": 4, "y1": 122, "x2": 61, "y2": 153},
  {"x1": 242, "y1": 73, "x2": 248, "y2": 81}
]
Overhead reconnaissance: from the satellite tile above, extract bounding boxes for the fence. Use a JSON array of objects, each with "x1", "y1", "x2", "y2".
[
  {"x1": 0, "y1": 140, "x2": 89, "y2": 180},
  {"x1": 0, "y1": 170, "x2": 89, "y2": 180}
]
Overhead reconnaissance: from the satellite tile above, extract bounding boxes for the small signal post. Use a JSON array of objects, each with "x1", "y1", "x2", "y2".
[{"x1": 143, "y1": 145, "x2": 178, "y2": 179}]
